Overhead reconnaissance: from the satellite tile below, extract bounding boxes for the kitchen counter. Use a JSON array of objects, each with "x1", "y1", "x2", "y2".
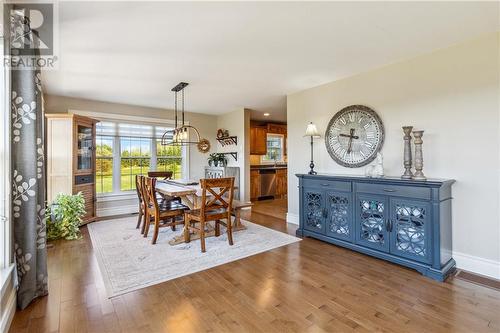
[{"x1": 250, "y1": 165, "x2": 287, "y2": 170}]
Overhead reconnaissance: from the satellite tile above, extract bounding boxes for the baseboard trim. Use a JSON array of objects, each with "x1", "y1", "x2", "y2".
[
  {"x1": 1, "y1": 284, "x2": 16, "y2": 333},
  {"x1": 453, "y1": 251, "x2": 500, "y2": 280},
  {"x1": 286, "y1": 212, "x2": 299, "y2": 225},
  {"x1": 98, "y1": 204, "x2": 138, "y2": 217}
]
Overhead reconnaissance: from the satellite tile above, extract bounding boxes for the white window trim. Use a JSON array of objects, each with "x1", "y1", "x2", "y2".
[
  {"x1": 68, "y1": 110, "x2": 190, "y2": 198},
  {"x1": 0, "y1": 8, "x2": 12, "y2": 271}
]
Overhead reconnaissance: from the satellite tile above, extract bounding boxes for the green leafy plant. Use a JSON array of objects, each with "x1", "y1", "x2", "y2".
[{"x1": 46, "y1": 192, "x2": 86, "y2": 241}]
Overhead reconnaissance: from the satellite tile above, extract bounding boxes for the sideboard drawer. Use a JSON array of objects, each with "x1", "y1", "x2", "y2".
[
  {"x1": 355, "y1": 182, "x2": 430, "y2": 200},
  {"x1": 303, "y1": 179, "x2": 351, "y2": 192}
]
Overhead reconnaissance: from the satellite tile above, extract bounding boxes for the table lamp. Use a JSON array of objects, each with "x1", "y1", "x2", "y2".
[{"x1": 304, "y1": 122, "x2": 321, "y2": 175}]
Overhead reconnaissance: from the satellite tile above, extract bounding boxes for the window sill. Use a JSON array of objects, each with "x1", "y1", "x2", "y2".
[{"x1": 97, "y1": 192, "x2": 137, "y2": 202}]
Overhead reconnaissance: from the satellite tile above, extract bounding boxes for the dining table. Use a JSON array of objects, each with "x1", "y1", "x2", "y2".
[{"x1": 155, "y1": 180, "x2": 248, "y2": 245}]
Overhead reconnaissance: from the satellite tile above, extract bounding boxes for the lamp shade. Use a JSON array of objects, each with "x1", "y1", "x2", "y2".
[{"x1": 304, "y1": 122, "x2": 320, "y2": 137}]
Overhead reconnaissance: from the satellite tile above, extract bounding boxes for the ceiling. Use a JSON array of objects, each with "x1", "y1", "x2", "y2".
[{"x1": 42, "y1": 1, "x2": 499, "y2": 121}]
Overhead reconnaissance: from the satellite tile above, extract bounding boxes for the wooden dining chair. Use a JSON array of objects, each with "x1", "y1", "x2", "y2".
[
  {"x1": 147, "y1": 171, "x2": 173, "y2": 179},
  {"x1": 147, "y1": 170, "x2": 181, "y2": 204},
  {"x1": 135, "y1": 175, "x2": 146, "y2": 230},
  {"x1": 143, "y1": 176, "x2": 189, "y2": 244},
  {"x1": 184, "y1": 177, "x2": 235, "y2": 253}
]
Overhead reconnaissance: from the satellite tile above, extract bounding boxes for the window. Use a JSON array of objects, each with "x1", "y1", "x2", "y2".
[
  {"x1": 261, "y1": 134, "x2": 285, "y2": 163},
  {"x1": 96, "y1": 136, "x2": 114, "y2": 193},
  {"x1": 157, "y1": 140, "x2": 182, "y2": 179},
  {"x1": 120, "y1": 137, "x2": 151, "y2": 191},
  {"x1": 95, "y1": 121, "x2": 185, "y2": 195}
]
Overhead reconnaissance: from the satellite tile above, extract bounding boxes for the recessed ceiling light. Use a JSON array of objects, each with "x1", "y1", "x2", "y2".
[{"x1": 263, "y1": 113, "x2": 270, "y2": 117}]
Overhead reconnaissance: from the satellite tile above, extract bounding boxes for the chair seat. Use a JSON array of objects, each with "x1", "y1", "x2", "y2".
[
  {"x1": 159, "y1": 200, "x2": 189, "y2": 212},
  {"x1": 186, "y1": 208, "x2": 229, "y2": 218}
]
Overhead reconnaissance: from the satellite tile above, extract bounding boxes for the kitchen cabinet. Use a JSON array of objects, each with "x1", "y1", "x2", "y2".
[
  {"x1": 250, "y1": 126, "x2": 267, "y2": 155},
  {"x1": 296, "y1": 174, "x2": 455, "y2": 281},
  {"x1": 267, "y1": 123, "x2": 287, "y2": 135},
  {"x1": 275, "y1": 168, "x2": 287, "y2": 197},
  {"x1": 250, "y1": 169, "x2": 261, "y2": 199}
]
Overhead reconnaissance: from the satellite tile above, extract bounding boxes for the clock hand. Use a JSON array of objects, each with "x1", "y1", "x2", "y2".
[{"x1": 340, "y1": 128, "x2": 358, "y2": 153}]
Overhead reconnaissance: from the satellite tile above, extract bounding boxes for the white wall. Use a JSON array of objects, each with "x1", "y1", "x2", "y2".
[
  {"x1": 287, "y1": 33, "x2": 500, "y2": 278},
  {"x1": 216, "y1": 108, "x2": 251, "y2": 201}
]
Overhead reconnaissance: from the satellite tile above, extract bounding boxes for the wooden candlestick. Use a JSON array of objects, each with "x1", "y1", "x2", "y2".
[
  {"x1": 412, "y1": 130, "x2": 426, "y2": 181},
  {"x1": 402, "y1": 126, "x2": 414, "y2": 179}
]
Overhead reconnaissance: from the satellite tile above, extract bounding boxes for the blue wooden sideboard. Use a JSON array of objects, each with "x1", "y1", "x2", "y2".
[{"x1": 296, "y1": 174, "x2": 456, "y2": 281}]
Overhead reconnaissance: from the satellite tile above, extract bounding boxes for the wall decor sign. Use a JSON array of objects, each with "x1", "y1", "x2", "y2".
[{"x1": 325, "y1": 105, "x2": 385, "y2": 168}]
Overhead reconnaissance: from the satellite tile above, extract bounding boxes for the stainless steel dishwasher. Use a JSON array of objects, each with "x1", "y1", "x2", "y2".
[{"x1": 259, "y1": 169, "x2": 277, "y2": 199}]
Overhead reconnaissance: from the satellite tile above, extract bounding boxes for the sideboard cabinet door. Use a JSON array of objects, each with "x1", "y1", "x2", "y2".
[
  {"x1": 389, "y1": 199, "x2": 432, "y2": 264},
  {"x1": 355, "y1": 194, "x2": 390, "y2": 252},
  {"x1": 302, "y1": 188, "x2": 326, "y2": 234},
  {"x1": 325, "y1": 191, "x2": 353, "y2": 241}
]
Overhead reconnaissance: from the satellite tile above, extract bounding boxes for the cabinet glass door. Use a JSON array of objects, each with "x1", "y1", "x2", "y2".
[
  {"x1": 76, "y1": 124, "x2": 93, "y2": 172},
  {"x1": 389, "y1": 199, "x2": 431, "y2": 263},
  {"x1": 355, "y1": 194, "x2": 389, "y2": 252},
  {"x1": 302, "y1": 188, "x2": 325, "y2": 234},
  {"x1": 325, "y1": 191, "x2": 352, "y2": 241}
]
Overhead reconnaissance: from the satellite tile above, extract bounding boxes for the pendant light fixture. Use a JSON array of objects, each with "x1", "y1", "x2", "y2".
[{"x1": 161, "y1": 82, "x2": 202, "y2": 146}]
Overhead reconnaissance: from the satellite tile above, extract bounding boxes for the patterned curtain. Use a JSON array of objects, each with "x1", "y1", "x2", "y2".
[{"x1": 10, "y1": 8, "x2": 48, "y2": 310}]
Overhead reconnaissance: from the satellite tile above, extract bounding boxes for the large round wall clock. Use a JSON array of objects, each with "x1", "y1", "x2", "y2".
[{"x1": 325, "y1": 105, "x2": 384, "y2": 168}]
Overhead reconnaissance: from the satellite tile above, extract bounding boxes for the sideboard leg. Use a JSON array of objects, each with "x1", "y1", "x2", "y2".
[
  {"x1": 421, "y1": 259, "x2": 457, "y2": 282},
  {"x1": 295, "y1": 228, "x2": 305, "y2": 237}
]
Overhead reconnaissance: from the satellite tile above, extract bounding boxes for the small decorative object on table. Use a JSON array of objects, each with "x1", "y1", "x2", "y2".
[
  {"x1": 216, "y1": 129, "x2": 224, "y2": 138},
  {"x1": 223, "y1": 129, "x2": 230, "y2": 138},
  {"x1": 365, "y1": 152, "x2": 384, "y2": 178},
  {"x1": 401, "y1": 126, "x2": 414, "y2": 179},
  {"x1": 412, "y1": 130, "x2": 426, "y2": 180}
]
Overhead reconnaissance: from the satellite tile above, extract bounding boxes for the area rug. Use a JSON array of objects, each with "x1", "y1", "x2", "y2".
[{"x1": 87, "y1": 216, "x2": 301, "y2": 297}]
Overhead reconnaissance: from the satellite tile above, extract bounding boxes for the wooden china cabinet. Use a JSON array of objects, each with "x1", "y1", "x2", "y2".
[{"x1": 45, "y1": 114, "x2": 99, "y2": 224}]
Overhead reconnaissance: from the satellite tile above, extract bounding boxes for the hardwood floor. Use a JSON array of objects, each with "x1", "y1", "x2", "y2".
[
  {"x1": 9, "y1": 210, "x2": 500, "y2": 333},
  {"x1": 250, "y1": 198, "x2": 288, "y2": 221}
]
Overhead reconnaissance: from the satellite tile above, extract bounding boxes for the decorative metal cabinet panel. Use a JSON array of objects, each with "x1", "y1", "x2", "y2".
[
  {"x1": 325, "y1": 191, "x2": 353, "y2": 241},
  {"x1": 389, "y1": 198, "x2": 431, "y2": 264},
  {"x1": 355, "y1": 194, "x2": 390, "y2": 252},
  {"x1": 296, "y1": 174, "x2": 455, "y2": 282},
  {"x1": 302, "y1": 188, "x2": 325, "y2": 234}
]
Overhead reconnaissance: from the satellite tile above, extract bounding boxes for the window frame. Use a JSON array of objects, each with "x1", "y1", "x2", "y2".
[
  {"x1": 89, "y1": 114, "x2": 189, "y2": 197},
  {"x1": 0, "y1": 4, "x2": 12, "y2": 270},
  {"x1": 261, "y1": 133, "x2": 285, "y2": 164}
]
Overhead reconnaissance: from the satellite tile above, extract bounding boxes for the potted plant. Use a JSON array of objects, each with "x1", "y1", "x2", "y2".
[
  {"x1": 217, "y1": 153, "x2": 228, "y2": 167},
  {"x1": 208, "y1": 153, "x2": 217, "y2": 166},
  {"x1": 46, "y1": 192, "x2": 86, "y2": 241}
]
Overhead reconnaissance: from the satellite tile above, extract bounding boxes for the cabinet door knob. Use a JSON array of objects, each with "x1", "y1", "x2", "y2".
[
  {"x1": 383, "y1": 188, "x2": 396, "y2": 192},
  {"x1": 321, "y1": 183, "x2": 329, "y2": 187}
]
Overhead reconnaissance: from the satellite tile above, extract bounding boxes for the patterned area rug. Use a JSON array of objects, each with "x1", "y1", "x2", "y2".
[{"x1": 87, "y1": 216, "x2": 300, "y2": 297}]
